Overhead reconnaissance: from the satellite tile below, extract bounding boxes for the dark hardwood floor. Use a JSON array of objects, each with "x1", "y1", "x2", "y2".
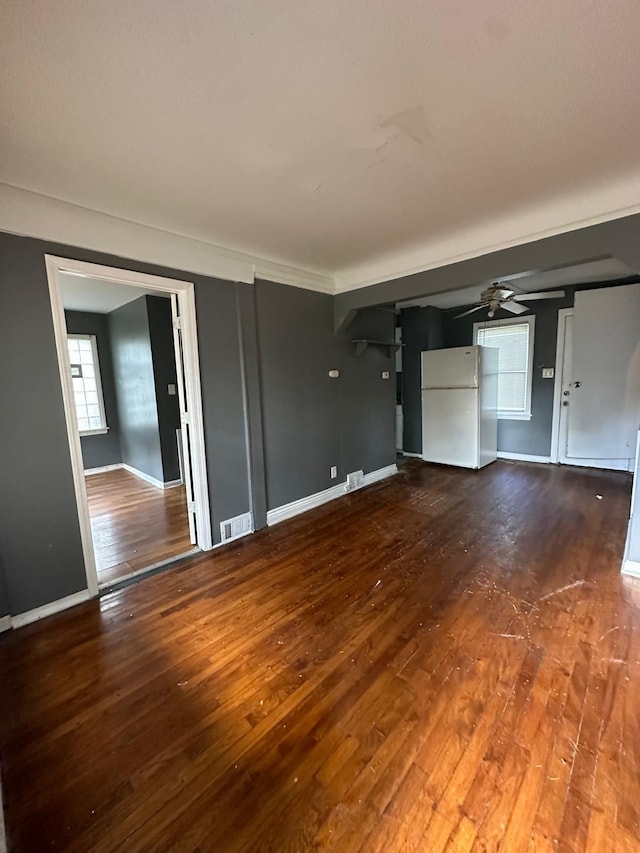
[
  {"x1": 1, "y1": 460, "x2": 639, "y2": 852},
  {"x1": 85, "y1": 468, "x2": 192, "y2": 584}
]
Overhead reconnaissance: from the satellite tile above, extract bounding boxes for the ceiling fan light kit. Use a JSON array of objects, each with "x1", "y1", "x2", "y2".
[{"x1": 454, "y1": 283, "x2": 565, "y2": 319}]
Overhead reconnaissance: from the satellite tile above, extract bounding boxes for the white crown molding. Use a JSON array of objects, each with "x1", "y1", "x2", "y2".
[
  {"x1": 334, "y1": 173, "x2": 640, "y2": 292},
  {"x1": 254, "y1": 258, "x2": 335, "y2": 294},
  {"x1": 5, "y1": 178, "x2": 640, "y2": 300},
  {"x1": 0, "y1": 183, "x2": 335, "y2": 293}
]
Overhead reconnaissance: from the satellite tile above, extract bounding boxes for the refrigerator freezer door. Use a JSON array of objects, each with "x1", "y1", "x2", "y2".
[
  {"x1": 421, "y1": 346, "x2": 479, "y2": 389},
  {"x1": 421, "y1": 389, "x2": 479, "y2": 468}
]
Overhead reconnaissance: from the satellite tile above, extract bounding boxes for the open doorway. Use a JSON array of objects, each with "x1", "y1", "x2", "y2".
[{"x1": 46, "y1": 256, "x2": 212, "y2": 593}]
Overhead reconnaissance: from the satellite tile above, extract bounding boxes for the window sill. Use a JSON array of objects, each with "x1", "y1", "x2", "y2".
[
  {"x1": 497, "y1": 413, "x2": 532, "y2": 422},
  {"x1": 79, "y1": 428, "x2": 110, "y2": 436}
]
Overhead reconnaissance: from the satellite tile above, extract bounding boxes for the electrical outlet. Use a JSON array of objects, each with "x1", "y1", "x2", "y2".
[
  {"x1": 542, "y1": 368, "x2": 554, "y2": 379},
  {"x1": 330, "y1": 465, "x2": 337, "y2": 479}
]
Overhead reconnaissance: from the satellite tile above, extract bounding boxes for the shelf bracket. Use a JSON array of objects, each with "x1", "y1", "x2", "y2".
[{"x1": 350, "y1": 339, "x2": 403, "y2": 358}]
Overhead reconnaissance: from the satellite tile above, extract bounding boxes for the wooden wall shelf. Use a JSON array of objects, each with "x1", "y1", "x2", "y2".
[{"x1": 350, "y1": 339, "x2": 403, "y2": 358}]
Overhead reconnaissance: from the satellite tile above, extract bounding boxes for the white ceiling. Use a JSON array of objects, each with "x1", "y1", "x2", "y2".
[
  {"x1": 398, "y1": 258, "x2": 637, "y2": 310},
  {"x1": 2, "y1": 2, "x2": 640, "y2": 289},
  {"x1": 60, "y1": 272, "x2": 169, "y2": 314}
]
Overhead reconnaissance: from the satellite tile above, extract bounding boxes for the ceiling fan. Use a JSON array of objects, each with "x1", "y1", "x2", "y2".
[{"x1": 455, "y1": 283, "x2": 565, "y2": 319}]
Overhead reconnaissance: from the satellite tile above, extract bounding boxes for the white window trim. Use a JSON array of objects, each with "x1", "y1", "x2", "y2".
[
  {"x1": 67, "y1": 333, "x2": 109, "y2": 436},
  {"x1": 473, "y1": 315, "x2": 535, "y2": 421}
]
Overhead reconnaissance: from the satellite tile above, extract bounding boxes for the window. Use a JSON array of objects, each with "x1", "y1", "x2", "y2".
[
  {"x1": 473, "y1": 316, "x2": 535, "y2": 420},
  {"x1": 67, "y1": 334, "x2": 108, "y2": 435}
]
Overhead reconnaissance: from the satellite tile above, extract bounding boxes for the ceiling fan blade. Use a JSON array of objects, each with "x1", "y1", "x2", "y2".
[
  {"x1": 493, "y1": 287, "x2": 516, "y2": 300},
  {"x1": 501, "y1": 301, "x2": 528, "y2": 314},
  {"x1": 454, "y1": 305, "x2": 485, "y2": 318},
  {"x1": 513, "y1": 290, "x2": 565, "y2": 301}
]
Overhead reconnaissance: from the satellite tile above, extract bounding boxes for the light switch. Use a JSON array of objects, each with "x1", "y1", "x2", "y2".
[
  {"x1": 542, "y1": 368, "x2": 554, "y2": 379},
  {"x1": 168, "y1": 383, "x2": 177, "y2": 395},
  {"x1": 381, "y1": 371, "x2": 390, "y2": 379}
]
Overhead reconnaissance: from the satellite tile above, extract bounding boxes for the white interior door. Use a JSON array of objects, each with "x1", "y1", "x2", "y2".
[
  {"x1": 562, "y1": 284, "x2": 640, "y2": 470},
  {"x1": 171, "y1": 294, "x2": 197, "y2": 543}
]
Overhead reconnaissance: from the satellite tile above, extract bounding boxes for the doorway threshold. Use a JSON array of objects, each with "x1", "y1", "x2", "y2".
[{"x1": 98, "y1": 548, "x2": 200, "y2": 595}]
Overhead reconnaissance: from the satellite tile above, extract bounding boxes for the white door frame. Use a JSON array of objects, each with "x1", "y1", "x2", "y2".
[
  {"x1": 45, "y1": 254, "x2": 213, "y2": 598},
  {"x1": 550, "y1": 308, "x2": 573, "y2": 463}
]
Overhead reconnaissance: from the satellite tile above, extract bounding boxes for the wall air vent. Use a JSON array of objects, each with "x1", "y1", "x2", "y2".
[
  {"x1": 220, "y1": 512, "x2": 253, "y2": 543},
  {"x1": 345, "y1": 470, "x2": 365, "y2": 492}
]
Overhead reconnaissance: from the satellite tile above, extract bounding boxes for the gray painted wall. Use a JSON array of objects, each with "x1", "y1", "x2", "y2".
[
  {"x1": 337, "y1": 306, "x2": 397, "y2": 478},
  {"x1": 235, "y1": 284, "x2": 268, "y2": 530},
  {"x1": 195, "y1": 281, "x2": 252, "y2": 531},
  {"x1": 0, "y1": 232, "x2": 87, "y2": 614},
  {"x1": 109, "y1": 296, "x2": 165, "y2": 483},
  {"x1": 400, "y1": 306, "x2": 443, "y2": 454},
  {"x1": 146, "y1": 295, "x2": 181, "y2": 483},
  {"x1": 255, "y1": 281, "x2": 396, "y2": 509},
  {"x1": 0, "y1": 553, "x2": 10, "y2": 619},
  {"x1": 3, "y1": 209, "x2": 638, "y2": 620},
  {"x1": 64, "y1": 310, "x2": 122, "y2": 469},
  {"x1": 0, "y1": 231, "x2": 253, "y2": 615},
  {"x1": 255, "y1": 282, "x2": 341, "y2": 509}
]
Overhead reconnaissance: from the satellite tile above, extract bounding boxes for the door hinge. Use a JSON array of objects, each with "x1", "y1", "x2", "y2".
[
  {"x1": 173, "y1": 316, "x2": 182, "y2": 330},
  {"x1": 180, "y1": 412, "x2": 191, "y2": 425},
  {"x1": 188, "y1": 501, "x2": 196, "y2": 514}
]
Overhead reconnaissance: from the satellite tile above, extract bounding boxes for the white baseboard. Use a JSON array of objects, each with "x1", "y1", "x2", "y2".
[
  {"x1": 362, "y1": 464, "x2": 398, "y2": 486},
  {"x1": 0, "y1": 773, "x2": 6, "y2": 853},
  {"x1": 0, "y1": 615, "x2": 11, "y2": 634},
  {"x1": 497, "y1": 452, "x2": 552, "y2": 464},
  {"x1": 267, "y1": 483, "x2": 346, "y2": 526},
  {"x1": 84, "y1": 463, "x2": 123, "y2": 475},
  {"x1": 267, "y1": 464, "x2": 398, "y2": 526},
  {"x1": 555, "y1": 457, "x2": 633, "y2": 473},
  {"x1": 622, "y1": 559, "x2": 640, "y2": 578},
  {"x1": 162, "y1": 479, "x2": 184, "y2": 489},
  {"x1": 122, "y1": 464, "x2": 183, "y2": 489},
  {"x1": 11, "y1": 589, "x2": 92, "y2": 630},
  {"x1": 401, "y1": 451, "x2": 423, "y2": 458}
]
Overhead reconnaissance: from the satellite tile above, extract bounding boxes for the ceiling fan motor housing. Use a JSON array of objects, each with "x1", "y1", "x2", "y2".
[{"x1": 481, "y1": 284, "x2": 514, "y2": 302}]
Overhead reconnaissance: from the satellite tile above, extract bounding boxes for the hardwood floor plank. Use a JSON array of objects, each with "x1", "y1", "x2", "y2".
[
  {"x1": 85, "y1": 469, "x2": 191, "y2": 583},
  {"x1": 1, "y1": 460, "x2": 638, "y2": 852}
]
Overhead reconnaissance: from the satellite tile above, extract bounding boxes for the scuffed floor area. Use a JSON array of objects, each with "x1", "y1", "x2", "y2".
[{"x1": 1, "y1": 460, "x2": 638, "y2": 851}]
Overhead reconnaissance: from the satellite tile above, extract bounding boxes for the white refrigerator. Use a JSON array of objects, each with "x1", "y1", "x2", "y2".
[{"x1": 421, "y1": 345, "x2": 498, "y2": 469}]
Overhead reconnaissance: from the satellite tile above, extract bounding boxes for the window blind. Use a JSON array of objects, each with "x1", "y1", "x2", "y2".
[{"x1": 476, "y1": 323, "x2": 530, "y2": 414}]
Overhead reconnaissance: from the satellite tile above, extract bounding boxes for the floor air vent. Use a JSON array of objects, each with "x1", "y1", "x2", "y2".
[
  {"x1": 220, "y1": 512, "x2": 253, "y2": 543},
  {"x1": 345, "y1": 470, "x2": 365, "y2": 492}
]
